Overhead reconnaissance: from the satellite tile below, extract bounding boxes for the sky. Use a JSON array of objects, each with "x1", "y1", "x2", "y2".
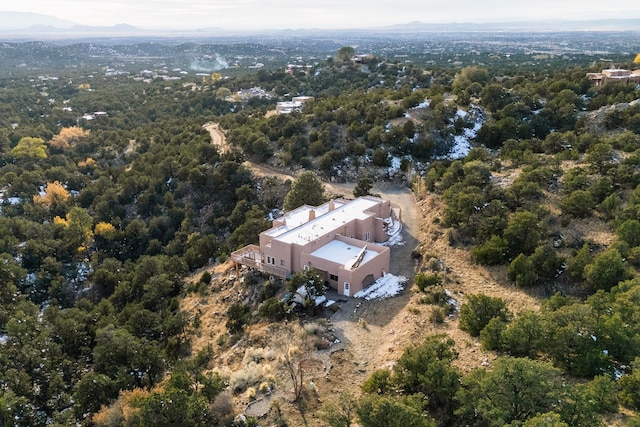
[{"x1": 6, "y1": 0, "x2": 640, "y2": 30}]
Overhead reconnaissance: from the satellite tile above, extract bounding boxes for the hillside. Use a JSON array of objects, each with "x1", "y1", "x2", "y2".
[{"x1": 1, "y1": 37, "x2": 640, "y2": 426}]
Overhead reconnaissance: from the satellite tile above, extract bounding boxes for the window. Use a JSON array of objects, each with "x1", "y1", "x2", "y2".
[
  {"x1": 365, "y1": 231, "x2": 370, "y2": 241},
  {"x1": 303, "y1": 265, "x2": 310, "y2": 271},
  {"x1": 271, "y1": 257, "x2": 275, "y2": 265},
  {"x1": 344, "y1": 283, "x2": 350, "y2": 290},
  {"x1": 280, "y1": 259, "x2": 285, "y2": 266},
  {"x1": 266, "y1": 256, "x2": 271, "y2": 264},
  {"x1": 330, "y1": 274, "x2": 338, "y2": 281}
]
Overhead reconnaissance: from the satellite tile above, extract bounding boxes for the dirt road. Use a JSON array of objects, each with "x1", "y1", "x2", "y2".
[{"x1": 204, "y1": 122, "x2": 231, "y2": 154}]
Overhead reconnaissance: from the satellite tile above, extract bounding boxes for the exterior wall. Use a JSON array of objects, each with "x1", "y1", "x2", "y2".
[
  {"x1": 333, "y1": 235, "x2": 390, "y2": 295},
  {"x1": 264, "y1": 239, "x2": 293, "y2": 276},
  {"x1": 355, "y1": 216, "x2": 374, "y2": 241},
  {"x1": 294, "y1": 234, "x2": 390, "y2": 295},
  {"x1": 235, "y1": 196, "x2": 393, "y2": 290},
  {"x1": 297, "y1": 232, "x2": 342, "y2": 272},
  {"x1": 587, "y1": 69, "x2": 640, "y2": 86}
]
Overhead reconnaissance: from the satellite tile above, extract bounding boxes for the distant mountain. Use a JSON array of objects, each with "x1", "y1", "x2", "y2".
[
  {"x1": 0, "y1": 12, "x2": 142, "y2": 37},
  {"x1": 68, "y1": 23, "x2": 141, "y2": 33},
  {"x1": 376, "y1": 19, "x2": 640, "y2": 32},
  {"x1": 1, "y1": 11, "x2": 640, "y2": 41},
  {"x1": 0, "y1": 11, "x2": 76, "y2": 29}
]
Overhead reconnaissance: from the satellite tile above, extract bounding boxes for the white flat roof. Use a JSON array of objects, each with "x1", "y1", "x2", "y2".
[
  {"x1": 272, "y1": 197, "x2": 382, "y2": 246},
  {"x1": 266, "y1": 201, "x2": 342, "y2": 238},
  {"x1": 310, "y1": 240, "x2": 380, "y2": 270}
]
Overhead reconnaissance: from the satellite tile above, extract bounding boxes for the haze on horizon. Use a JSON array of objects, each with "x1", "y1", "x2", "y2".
[{"x1": 4, "y1": 0, "x2": 640, "y2": 30}]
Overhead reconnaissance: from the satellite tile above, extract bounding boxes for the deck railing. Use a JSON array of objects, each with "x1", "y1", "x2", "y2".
[{"x1": 231, "y1": 245, "x2": 288, "y2": 278}]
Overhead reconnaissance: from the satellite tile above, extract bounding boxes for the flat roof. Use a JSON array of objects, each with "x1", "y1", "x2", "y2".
[
  {"x1": 310, "y1": 240, "x2": 380, "y2": 270},
  {"x1": 272, "y1": 197, "x2": 382, "y2": 246},
  {"x1": 266, "y1": 201, "x2": 343, "y2": 238}
]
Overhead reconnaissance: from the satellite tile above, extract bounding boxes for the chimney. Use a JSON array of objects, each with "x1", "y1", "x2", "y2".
[
  {"x1": 309, "y1": 209, "x2": 316, "y2": 221},
  {"x1": 329, "y1": 200, "x2": 335, "y2": 211}
]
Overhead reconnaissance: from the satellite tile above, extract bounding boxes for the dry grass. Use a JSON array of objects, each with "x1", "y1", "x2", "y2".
[{"x1": 179, "y1": 156, "x2": 621, "y2": 425}]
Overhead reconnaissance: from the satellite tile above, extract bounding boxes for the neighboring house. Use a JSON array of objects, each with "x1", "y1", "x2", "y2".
[
  {"x1": 231, "y1": 196, "x2": 393, "y2": 297},
  {"x1": 587, "y1": 68, "x2": 640, "y2": 86},
  {"x1": 275, "y1": 96, "x2": 314, "y2": 114},
  {"x1": 285, "y1": 64, "x2": 313, "y2": 75}
]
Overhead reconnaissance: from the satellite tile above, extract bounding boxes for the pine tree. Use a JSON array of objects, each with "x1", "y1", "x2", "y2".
[{"x1": 283, "y1": 171, "x2": 326, "y2": 211}]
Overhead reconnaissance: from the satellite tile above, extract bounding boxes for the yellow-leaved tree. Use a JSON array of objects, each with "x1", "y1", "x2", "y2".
[
  {"x1": 33, "y1": 181, "x2": 70, "y2": 211},
  {"x1": 10, "y1": 137, "x2": 47, "y2": 159},
  {"x1": 78, "y1": 157, "x2": 96, "y2": 168},
  {"x1": 50, "y1": 127, "x2": 90, "y2": 149},
  {"x1": 54, "y1": 207, "x2": 94, "y2": 254},
  {"x1": 94, "y1": 222, "x2": 117, "y2": 240},
  {"x1": 634, "y1": 53, "x2": 640, "y2": 64}
]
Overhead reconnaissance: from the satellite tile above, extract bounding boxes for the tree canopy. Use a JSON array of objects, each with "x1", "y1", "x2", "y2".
[{"x1": 283, "y1": 170, "x2": 327, "y2": 211}]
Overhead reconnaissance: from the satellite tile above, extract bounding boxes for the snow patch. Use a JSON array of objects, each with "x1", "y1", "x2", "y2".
[
  {"x1": 380, "y1": 217, "x2": 404, "y2": 247},
  {"x1": 446, "y1": 289, "x2": 460, "y2": 313},
  {"x1": 446, "y1": 104, "x2": 485, "y2": 160},
  {"x1": 415, "y1": 99, "x2": 430, "y2": 109},
  {"x1": 354, "y1": 273, "x2": 406, "y2": 300},
  {"x1": 387, "y1": 156, "x2": 402, "y2": 174},
  {"x1": 451, "y1": 135, "x2": 472, "y2": 159}
]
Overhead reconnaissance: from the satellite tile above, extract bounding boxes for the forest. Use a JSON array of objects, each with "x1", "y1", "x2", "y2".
[{"x1": 0, "y1": 34, "x2": 640, "y2": 426}]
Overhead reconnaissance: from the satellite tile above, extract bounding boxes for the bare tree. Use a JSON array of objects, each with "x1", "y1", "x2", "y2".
[{"x1": 274, "y1": 325, "x2": 310, "y2": 401}]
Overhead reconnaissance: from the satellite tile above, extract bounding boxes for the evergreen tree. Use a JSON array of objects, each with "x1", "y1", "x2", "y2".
[{"x1": 283, "y1": 171, "x2": 326, "y2": 211}]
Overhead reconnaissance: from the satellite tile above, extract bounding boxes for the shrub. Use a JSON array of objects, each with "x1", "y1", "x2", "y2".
[
  {"x1": 618, "y1": 219, "x2": 640, "y2": 248},
  {"x1": 415, "y1": 273, "x2": 442, "y2": 292},
  {"x1": 259, "y1": 297, "x2": 287, "y2": 322},
  {"x1": 199, "y1": 271, "x2": 212, "y2": 285},
  {"x1": 584, "y1": 248, "x2": 632, "y2": 292},
  {"x1": 471, "y1": 235, "x2": 508, "y2": 265},
  {"x1": 459, "y1": 294, "x2": 510, "y2": 337},
  {"x1": 361, "y1": 369, "x2": 392, "y2": 395},
  {"x1": 419, "y1": 286, "x2": 449, "y2": 306},
  {"x1": 507, "y1": 253, "x2": 537, "y2": 287},
  {"x1": 529, "y1": 245, "x2": 563, "y2": 280},
  {"x1": 226, "y1": 303, "x2": 250, "y2": 334},
  {"x1": 480, "y1": 317, "x2": 506, "y2": 351},
  {"x1": 372, "y1": 148, "x2": 390, "y2": 166},
  {"x1": 430, "y1": 306, "x2": 447, "y2": 324},
  {"x1": 560, "y1": 190, "x2": 595, "y2": 218},
  {"x1": 229, "y1": 363, "x2": 270, "y2": 394}
]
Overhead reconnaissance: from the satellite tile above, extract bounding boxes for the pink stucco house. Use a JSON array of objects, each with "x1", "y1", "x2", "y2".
[{"x1": 231, "y1": 196, "x2": 393, "y2": 297}]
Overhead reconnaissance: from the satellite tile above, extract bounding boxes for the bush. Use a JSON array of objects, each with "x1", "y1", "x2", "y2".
[
  {"x1": 419, "y1": 286, "x2": 449, "y2": 306},
  {"x1": 361, "y1": 369, "x2": 392, "y2": 395},
  {"x1": 229, "y1": 363, "x2": 270, "y2": 394},
  {"x1": 226, "y1": 303, "x2": 250, "y2": 334},
  {"x1": 529, "y1": 245, "x2": 564, "y2": 280},
  {"x1": 372, "y1": 148, "x2": 390, "y2": 166},
  {"x1": 471, "y1": 235, "x2": 508, "y2": 265},
  {"x1": 507, "y1": 253, "x2": 537, "y2": 287},
  {"x1": 430, "y1": 306, "x2": 447, "y2": 324},
  {"x1": 560, "y1": 190, "x2": 595, "y2": 218},
  {"x1": 199, "y1": 271, "x2": 212, "y2": 285},
  {"x1": 459, "y1": 294, "x2": 510, "y2": 337},
  {"x1": 480, "y1": 317, "x2": 506, "y2": 351},
  {"x1": 584, "y1": 248, "x2": 632, "y2": 292},
  {"x1": 618, "y1": 219, "x2": 640, "y2": 248},
  {"x1": 415, "y1": 273, "x2": 442, "y2": 292},
  {"x1": 258, "y1": 297, "x2": 287, "y2": 322}
]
